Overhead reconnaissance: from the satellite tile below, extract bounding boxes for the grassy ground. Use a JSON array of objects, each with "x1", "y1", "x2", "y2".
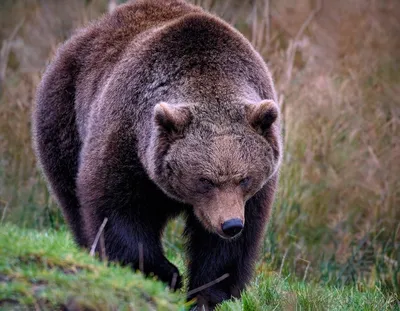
[
  {"x1": 0, "y1": 224, "x2": 186, "y2": 311},
  {"x1": 218, "y1": 274, "x2": 399, "y2": 311},
  {"x1": 0, "y1": 0, "x2": 399, "y2": 309},
  {"x1": 1, "y1": 224, "x2": 398, "y2": 311}
]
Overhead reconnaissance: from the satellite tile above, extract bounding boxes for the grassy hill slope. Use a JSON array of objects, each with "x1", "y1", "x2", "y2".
[{"x1": 0, "y1": 224, "x2": 186, "y2": 311}]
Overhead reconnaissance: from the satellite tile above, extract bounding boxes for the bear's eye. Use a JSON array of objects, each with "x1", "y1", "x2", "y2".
[
  {"x1": 198, "y1": 177, "x2": 215, "y2": 193},
  {"x1": 239, "y1": 177, "x2": 252, "y2": 188}
]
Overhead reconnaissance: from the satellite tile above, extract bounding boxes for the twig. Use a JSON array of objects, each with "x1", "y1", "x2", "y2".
[
  {"x1": 279, "y1": 247, "x2": 290, "y2": 276},
  {"x1": 99, "y1": 228, "x2": 106, "y2": 260},
  {"x1": 256, "y1": 1, "x2": 265, "y2": 52},
  {"x1": 138, "y1": 242, "x2": 144, "y2": 273},
  {"x1": 0, "y1": 200, "x2": 9, "y2": 224},
  {"x1": 90, "y1": 217, "x2": 108, "y2": 256},
  {"x1": 265, "y1": 0, "x2": 270, "y2": 47},
  {"x1": 170, "y1": 272, "x2": 178, "y2": 290},
  {"x1": 295, "y1": 257, "x2": 311, "y2": 282},
  {"x1": 187, "y1": 273, "x2": 230, "y2": 297},
  {"x1": 303, "y1": 261, "x2": 311, "y2": 282},
  {"x1": 284, "y1": 0, "x2": 322, "y2": 87}
]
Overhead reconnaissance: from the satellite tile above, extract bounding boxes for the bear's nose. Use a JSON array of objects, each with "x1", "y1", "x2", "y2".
[{"x1": 221, "y1": 218, "x2": 244, "y2": 238}]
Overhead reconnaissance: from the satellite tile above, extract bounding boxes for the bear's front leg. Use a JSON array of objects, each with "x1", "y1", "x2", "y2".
[
  {"x1": 185, "y1": 183, "x2": 274, "y2": 310},
  {"x1": 77, "y1": 135, "x2": 183, "y2": 290},
  {"x1": 185, "y1": 217, "x2": 245, "y2": 310},
  {"x1": 84, "y1": 208, "x2": 182, "y2": 290}
]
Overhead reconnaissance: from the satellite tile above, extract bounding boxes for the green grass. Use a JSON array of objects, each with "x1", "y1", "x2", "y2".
[
  {"x1": 1, "y1": 224, "x2": 398, "y2": 311},
  {"x1": 0, "y1": 224, "x2": 186, "y2": 310},
  {"x1": 218, "y1": 275, "x2": 399, "y2": 311}
]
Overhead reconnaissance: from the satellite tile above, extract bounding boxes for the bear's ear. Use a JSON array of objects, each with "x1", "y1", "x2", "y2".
[
  {"x1": 245, "y1": 99, "x2": 279, "y2": 135},
  {"x1": 154, "y1": 102, "x2": 191, "y2": 135}
]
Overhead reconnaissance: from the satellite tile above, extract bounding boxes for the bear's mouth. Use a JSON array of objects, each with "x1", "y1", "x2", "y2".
[
  {"x1": 216, "y1": 231, "x2": 240, "y2": 240},
  {"x1": 197, "y1": 209, "x2": 243, "y2": 240},
  {"x1": 217, "y1": 227, "x2": 244, "y2": 240}
]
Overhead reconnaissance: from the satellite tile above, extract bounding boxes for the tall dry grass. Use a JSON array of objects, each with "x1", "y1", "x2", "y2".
[{"x1": 0, "y1": 0, "x2": 399, "y2": 293}]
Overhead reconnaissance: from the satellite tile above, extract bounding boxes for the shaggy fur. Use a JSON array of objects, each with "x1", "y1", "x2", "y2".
[{"x1": 32, "y1": 0, "x2": 282, "y2": 309}]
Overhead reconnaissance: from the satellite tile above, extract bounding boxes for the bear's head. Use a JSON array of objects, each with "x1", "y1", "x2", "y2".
[{"x1": 147, "y1": 99, "x2": 281, "y2": 239}]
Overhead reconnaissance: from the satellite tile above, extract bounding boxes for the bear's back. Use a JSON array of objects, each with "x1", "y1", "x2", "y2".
[
  {"x1": 95, "y1": 9, "x2": 276, "y2": 131},
  {"x1": 54, "y1": 0, "x2": 274, "y2": 142},
  {"x1": 63, "y1": 0, "x2": 202, "y2": 136}
]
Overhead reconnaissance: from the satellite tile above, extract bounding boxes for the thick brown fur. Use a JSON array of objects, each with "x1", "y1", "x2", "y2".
[{"x1": 32, "y1": 0, "x2": 282, "y2": 309}]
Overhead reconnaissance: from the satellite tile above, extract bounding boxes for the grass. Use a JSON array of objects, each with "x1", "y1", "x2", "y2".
[
  {"x1": 1, "y1": 224, "x2": 398, "y2": 311},
  {"x1": 218, "y1": 273, "x2": 399, "y2": 311},
  {"x1": 0, "y1": 0, "x2": 399, "y2": 308},
  {"x1": 0, "y1": 224, "x2": 186, "y2": 310}
]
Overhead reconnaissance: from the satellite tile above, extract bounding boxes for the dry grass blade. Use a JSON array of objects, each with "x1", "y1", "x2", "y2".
[
  {"x1": 170, "y1": 272, "x2": 178, "y2": 290},
  {"x1": 0, "y1": 18, "x2": 25, "y2": 94},
  {"x1": 90, "y1": 217, "x2": 108, "y2": 257},
  {"x1": 0, "y1": 201, "x2": 9, "y2": 224},
  {"x1": 138, "y1": 242, "x2": 144, "y2": 273},
  {"x1": 282, "y1": 0, "x2": 322, "y2": 92},
  {"x1": 187, "y1": 273, "x2": 230, "y2": 297}
]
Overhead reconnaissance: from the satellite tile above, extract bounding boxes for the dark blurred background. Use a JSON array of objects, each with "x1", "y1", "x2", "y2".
[{"x1": 0, "y1": 0, "x2": 399, "y2": 295}]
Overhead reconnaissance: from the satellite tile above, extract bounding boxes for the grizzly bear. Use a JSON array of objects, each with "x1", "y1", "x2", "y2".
[{"x1": 32, "y1": 0, "x2": 282, "y2": 309}]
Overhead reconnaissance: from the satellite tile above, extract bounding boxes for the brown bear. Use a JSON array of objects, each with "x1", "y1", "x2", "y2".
[{"x1": 32, "y1": 0, "x2": 282, "y2": 309}]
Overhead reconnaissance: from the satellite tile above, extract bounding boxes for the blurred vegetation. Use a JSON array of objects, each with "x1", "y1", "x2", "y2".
[{"x1": 0, "y1": 0, "x2": 399, "y2": 304}]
